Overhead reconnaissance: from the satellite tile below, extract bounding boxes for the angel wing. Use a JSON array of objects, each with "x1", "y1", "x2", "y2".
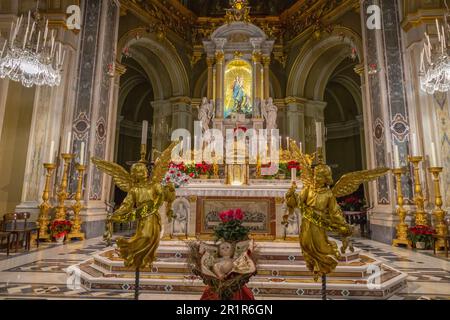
[
  {"x1": 91, "y1": 158, "x2": 132, "y2": 192},
  {"x1": 332, "y1": 168, "x2": 389, "y2": 198},
  {"x1": 289, "y1": 140, "x2": 314, "y2": 187},
  {"x1": 150, "y1": 141, "x2": 180, "y2": 184}
]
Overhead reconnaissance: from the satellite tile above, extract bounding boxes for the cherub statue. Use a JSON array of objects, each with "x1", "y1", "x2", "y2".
[
  {"x1": 283, "y1": 142, "x2": 388, "y2": 281},
  {"x1": 92, "y1": 142, "x2": 178, "y2": 270},
  {"x1": 199, "y1": 97, "x2": 214, "y2": 132}
]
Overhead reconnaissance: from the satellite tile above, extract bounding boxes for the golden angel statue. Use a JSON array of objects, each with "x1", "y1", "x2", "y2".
[
  {"x1": 283, "y1": 142, "x2": 388, "y2": 281},
  {"x1": 92, "y1": 142, "x2": 178, "y2": 270}
]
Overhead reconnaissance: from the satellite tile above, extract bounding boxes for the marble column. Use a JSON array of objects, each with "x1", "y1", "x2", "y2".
[
  {"x1": 361, "y1": 0, "x2": 415, "y2": 244},
  {"x1": 262, "y1": 56, "x2": 271, "y2": 100},
  {"x1": 305, "y1": 100, "x2": 327, "y2": 155},
  {"x1": 285, "y1": 97, "x2": 306, "y2": 146},
  {"x1": 215, "y1": 51, "x2": 225, "y2": 119},
  {"x1": 15, "y1": 14, "x2": 80, "y2": 218},
  {"x1": 68, "y1": 0, "x2": 121, "y2": 238},
  {"x1": 206, "y1": 57, "x2": 215, "y2": 100},
  {"x1": 0, "y1": 79, "x2": 9, "y2": 144},
  {"x1": 252, "y1": 52, "x2": 263, "y2": 103},
  {"x1": 171, "y1": 97, "x2": 193, "y2": 133},
  {"x1": 151, "y1": 100, "x2": 172, "y2": 151}
]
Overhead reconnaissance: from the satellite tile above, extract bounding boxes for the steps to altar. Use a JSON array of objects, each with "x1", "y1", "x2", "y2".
[{"x1": 73, "y1": 240, "x2": 407, "y2": 300}]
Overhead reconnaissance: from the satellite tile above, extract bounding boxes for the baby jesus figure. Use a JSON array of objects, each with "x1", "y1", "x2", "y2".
[{"x1": 212, "y1": 242, "x2": 235, "y2": 280}]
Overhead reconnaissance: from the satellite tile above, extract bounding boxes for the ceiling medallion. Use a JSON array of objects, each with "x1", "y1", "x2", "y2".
[{"x1": 225, "y1": 0, "x2": 251, "y2": 23}]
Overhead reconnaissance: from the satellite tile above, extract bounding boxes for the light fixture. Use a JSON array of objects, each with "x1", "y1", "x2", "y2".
[
  {"x1": 419, "y1": 1, "x2": 450, "y2": 94},
  {"x1": 0, "y1": 2, "x2": 65, "y2": 88}
]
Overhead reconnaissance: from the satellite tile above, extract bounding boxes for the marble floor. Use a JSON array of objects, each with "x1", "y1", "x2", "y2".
[{"x1": 0, "y1": 236, "x2": 449, "y2": 300}]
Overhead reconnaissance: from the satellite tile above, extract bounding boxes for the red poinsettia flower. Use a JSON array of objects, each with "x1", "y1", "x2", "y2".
[{"x1": 234, "y1": 208, "x2": 244, "y2": 221}]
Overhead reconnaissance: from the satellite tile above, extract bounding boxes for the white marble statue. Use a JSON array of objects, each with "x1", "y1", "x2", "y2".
[
  {"x1": 173, "y1": 202, "x2": 188, "y2": 235},
  {"x1": 262, "y1": 98, "x2": 278, "y2": 131},
  {"x1": 198, "y1": 97, "x2": 214, "y2": 132}
]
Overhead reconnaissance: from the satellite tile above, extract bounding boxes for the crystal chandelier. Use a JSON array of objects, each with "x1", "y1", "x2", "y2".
[
  {"x1": 0, "y1": 8, "x2": 65, "y2": 88},
  {"x1": 419, "y1": 4, "x2": 450, "y2": 94}
]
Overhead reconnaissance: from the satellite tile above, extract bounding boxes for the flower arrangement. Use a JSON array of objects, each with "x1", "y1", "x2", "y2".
[
  {"x1": 338, "y1": 195, "x2": 366, "y2": 212},
  {"x1": 49, "y1": 220, "x2": 72, "y2": 239},
  {"x1": 408, "y1": 225, "x2": 436, "y2": 249},
  {"x1": 214, "y1": 209, "x2": 250, "y2": 242},
  {"x1": 195, "y1": 161, "x2": 212, "y2": 177},
  {"x1": 162, "y1": 162, "x2": 191, "y2": 188}
]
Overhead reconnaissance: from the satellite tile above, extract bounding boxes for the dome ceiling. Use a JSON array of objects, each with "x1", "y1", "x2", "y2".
[{"x1": 183, "y1": 0, "x2": 298, "y2": 17}]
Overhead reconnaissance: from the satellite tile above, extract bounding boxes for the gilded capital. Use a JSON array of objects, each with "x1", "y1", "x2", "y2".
[
  {"x1": 207, "y1": 57, "x2": 215, "y2": 67},
  {"x1": 215, "y1": 51, "x2": 225, "y2": 63},
  {"x1": 262, "y1": 56, "x2": 271, "y2": 67},
  {"x1": 252, "y1": 52, "x2": 262, "y2": 63},
  {"x1": 354, "y1": 63, "x2": 365, "y2": 76}
]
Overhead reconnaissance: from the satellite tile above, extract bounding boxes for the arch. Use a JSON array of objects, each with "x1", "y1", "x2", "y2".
[
  {"x1": 118, "y1": 28, "x2": 190, "y2": 97},
  {"x1": 210, "y1": 21, "x2": 267, "y2": 40},
  {"x1": 287, "y1": 27, "x2": 363, "y2": 99}
]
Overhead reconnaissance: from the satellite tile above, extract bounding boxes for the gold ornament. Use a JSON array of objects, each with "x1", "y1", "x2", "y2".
[
  {"x1": 409, "y1": 156, "x2": 428, "y2": 226},
  {"x1": 38, "y1": 163, "x2": 56, "y2": 241},
  {"x1": 392, "y1": 168, "x2": 412, "y2": 248},
  {"x1": 67, "y1": 164, "x2": 86, "y2": 241},
  {"x1": 92, "y1": 142, "x2": 178, "y2": 269},
  {"x1": 429, "y1": 167, "x2": 448, "y2": 250},
  {"x1": 284, "y1": 141, "x2": 389, "y2": 281},
  {"x1": 55, "y1": 153, "x2": 74, "y2": 221}
]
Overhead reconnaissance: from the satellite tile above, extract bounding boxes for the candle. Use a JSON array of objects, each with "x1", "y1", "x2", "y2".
[
  {"x1": 316, "y1": 122, "x2": 323, "y2": 148},
  {"x1": 49, "y1": 141, "x2": 55, "y2": 164},
  {"x1": 286, "y1": 137, "x2": 290, "y2": 150},
  {"x1": 80, "y1": 142, "x2": 85, "y2": 165},
  {"x1": 279, "y1": 136, "x2": 282, "y2": 150},
  {"x1": 141, "y1": 120, "x2": 148, "y2": 145},
  {"x1": 291, "y1": 168, "x2": 297, "y2": 182},
  {"x1": 437, "y1": 19, "x2": 441, "y2": 41},
  {"x1": 299, "y1": 141, "x2": 303, "y2": 153},
  {"x1": 411, "y1": 133, "x2": 418, "y2": 156},
  {"x1": 430, "y1": 142, "x2": 437, "y2": 167},
  {"x1": 66, "y1": 132, "x2": 72, "y2": 153},
  {"x1": 394, "y1": 145, "x2": 400, "y2": 168}
]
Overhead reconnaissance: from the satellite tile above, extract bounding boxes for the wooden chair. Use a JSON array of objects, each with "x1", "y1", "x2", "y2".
[
  {"x1": 432, "y1": 234, "x2": 450, "y2": 258},
  {"x1": 0, "y1": 221, "x2": 11, "y2": 256},
  {"x1": 2, "y1": 213, "x2": 39, "y2": 252}
]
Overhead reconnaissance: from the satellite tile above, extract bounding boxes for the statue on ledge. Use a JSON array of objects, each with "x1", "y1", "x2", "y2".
[
  {"x1": 262, "y1": 98, "x2": 278, "y2": 131},
  {"x1": 283, "y1": 142, "x2": 389, "y2": 281},
  {"x1": 92, "y1": 142, "x2": 178, "y2": 270},
  {"x1": 199, "y1": 97, "x2": 214, "y2": 132}
]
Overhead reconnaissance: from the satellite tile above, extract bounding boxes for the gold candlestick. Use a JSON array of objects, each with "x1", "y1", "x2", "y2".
[
  {"x1": 140, "y1": 144, "x2": 147, "y2": 163},
  {"x1": 67, "y1": 164, "x2": 86, "y2": 241},
  {"x1": 428, "y1": 167, "x2": 448, "y2": 250},
  {"x1": 55, "y1": 153, "x2": 75, "y2": 221},
  {"x1": 38, "y1": 163, "x2": 57, "y2": 241},
  {"x1": 392, "y1": 168, "x2": 412, "y2": 248},
  {"x1": 409, "y1": 156, "x2": 428, "y2": 226}
]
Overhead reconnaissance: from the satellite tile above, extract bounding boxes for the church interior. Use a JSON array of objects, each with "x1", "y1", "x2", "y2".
[{"x1": 0, "y1": 0, "x2": 449, "y2": 301}]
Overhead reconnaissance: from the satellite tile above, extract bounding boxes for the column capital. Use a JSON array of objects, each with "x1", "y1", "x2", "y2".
[
  {"x1": 252, "y1": 51, "x2": 262, "y2": 63},
  {"x1": 285, "y1": 96, "x2": 307, "y2": 106},
  {"x1": 215, "y1": 51, "x2": 225, "y2": 63},
  {"x1": 262, "y1": 55, "x2": 271, "y2": 67},
  {"x1": 114, "y1": 62, "x2": 127, "y2": 77},
  {"x1": 206, "y1": 57, "x2": 215, "y2": 67},
  {"x1": 354, "y1": 63, "x2": 365, "y2": 76}
]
